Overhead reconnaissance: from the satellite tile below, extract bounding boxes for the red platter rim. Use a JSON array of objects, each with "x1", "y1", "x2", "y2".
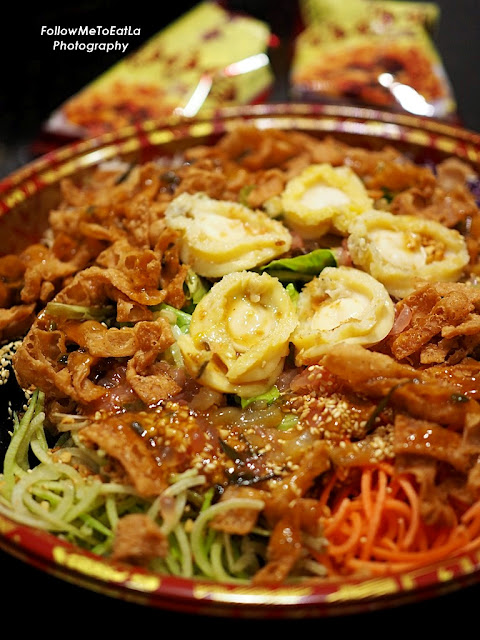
[{"x1": 1, "y1": 102, "x2": 480, "y2": 618}]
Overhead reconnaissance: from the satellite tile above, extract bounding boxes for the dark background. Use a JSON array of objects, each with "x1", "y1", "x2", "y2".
[
  {"x1": 1, "y1": 0, "x2": 480, "y2": 178},
  {"x1": 1, "y1": 0, "x2": 480, "y2": 632}
]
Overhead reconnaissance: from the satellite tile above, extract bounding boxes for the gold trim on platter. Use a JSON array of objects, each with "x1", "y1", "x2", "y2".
[
  {"x1": 0, "y1": 514, "x2": 18, "y2": 535},
  {"x1": 53, "y1": 546, "x2": 130, "y2": 582},
  {"x1": 193, "y1": 583, "x2": 314, "y2": 605},
  {"x1": 1, "y1": 104, "x2": 480, "y2": 616},
  {"x1": 326, "y1": 577, "x2": 399, "y2": 602},
  {"x1": 52, "y1": 546, "x2": 162, "y2": 592}
]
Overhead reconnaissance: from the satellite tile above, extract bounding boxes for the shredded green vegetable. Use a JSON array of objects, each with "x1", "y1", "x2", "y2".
[
  {"x1": 183, "y1": 268, "x2": 209, "y2": 310},
  {"x1": 44, "y1": 302, "x2": 115, "y2": 322},
  {"x1": 0, "y1": 391, "x2": 272, "y2": 582},
  {"x1": 153, "y1": 303, "x2": 192, "y2": 334}
]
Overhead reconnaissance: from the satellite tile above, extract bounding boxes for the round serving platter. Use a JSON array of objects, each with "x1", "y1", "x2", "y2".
[{"x1": 1, "y1": 103, "x2": 480, "y2": 618}]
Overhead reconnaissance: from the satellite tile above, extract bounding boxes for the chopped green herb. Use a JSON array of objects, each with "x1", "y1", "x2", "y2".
[
  {"x1": 240, "y1": 386, "x2": 281, "y2": 409},
  {"x1": 450, "y1": 392, "x2": 469, "y2": 403},
  {"x1": 285, "y1": 282, "x2": 299, "y2": 304},
  {"x1": 153, "y1": 303, "x2": 192, "y2": 333},
  {"x1": 278, "y1": 414, "x2": 299, "y2": 431},
  {"x1": 239, "y1": 184, "x2": 255, "y2": 207},
  {"x1": 381, "y1": 187, "x2": 395, "y2": 203},
  {"x1": 183, "y1": 269, "x2": 209, "y2": 311}
]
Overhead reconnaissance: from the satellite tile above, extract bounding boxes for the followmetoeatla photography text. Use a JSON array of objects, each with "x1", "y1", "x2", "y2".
[{"x1": 40, "y1": 25, "x2": 142, "y2": 53}]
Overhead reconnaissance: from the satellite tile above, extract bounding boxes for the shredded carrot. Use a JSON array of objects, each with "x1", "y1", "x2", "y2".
[
  {"x1": 317, "y1": 463, "x2": 480, "y2": 578},
  {"x1": 327, "y1": 510, "x2": 363, "y2": 556},
  {"x1": 324, "y1": 497, "x2": 352, "y2": 537},
  {"x1": 360, "y1": 466, "x2": 374, "y2": 520},
  {"x1": 396, "y1": 476, "x2": 420, "y2": 550},
  {"x1": 360, "y1": 466, "x2": 388, "y2": 560},
  {"x1": 318, "y1": 469, "x2": 338, "y2": 510}
]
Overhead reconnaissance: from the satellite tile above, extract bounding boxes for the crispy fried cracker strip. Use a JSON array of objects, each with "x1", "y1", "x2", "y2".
[
  {"x1": 253, "y1": 499, "x2": 325, "y2": 585},
  {"x1": 210, "y1": 486, "x2": 264, "y2": 535},
  {"x1": 80, "y1": 416, "x2": 169, "y2": 496},
  {"x1": 394, "y1": 414, "x2": 471, "y2": 473},
  {"x1": 390, "y1": 282, "x2": 480, "y2": 361},
  {"x1": 20, "y1": 243, "x2": 91, "y2": 304},
  {"x1": 111, "y1": 514, "x2": 168, "y2": 566},
  {"x1": 321, "y1": 343, "x2": 418, "y2": 397},
  {"x1": 126, "y1": 319, "x2": 182, "y2": 405},
  {"x1": 321, "y1": 343, "x2": 480, "y2": 430},
  {"x1": 0, "y1": 304, "x2": 35, "y2": 342},
  {"x1": 13, "y1": 326, "x2": 105, "y2": 403}
]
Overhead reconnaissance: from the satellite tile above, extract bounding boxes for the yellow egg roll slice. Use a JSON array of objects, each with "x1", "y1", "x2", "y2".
[
  {"x1": 347, "y1": 209, "x2": 470, "y2": 299},
  {"x1": 177, "y1": 271, "x2": 297, "y2": 397},
  {"x1": 292, "y1": 265, "x2": 395, "y2": 365},
  {"x1": 164, "y1": 192, "x2": 291, "y2": 278},
  {"x1": 278, "y1": 163, "x2": 373, "y2": 239}
]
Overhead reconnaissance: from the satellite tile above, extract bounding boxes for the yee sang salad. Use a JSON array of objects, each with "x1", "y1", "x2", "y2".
[{"x1": 1, "y1": 125, "x2": 480, "y2": 585}]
